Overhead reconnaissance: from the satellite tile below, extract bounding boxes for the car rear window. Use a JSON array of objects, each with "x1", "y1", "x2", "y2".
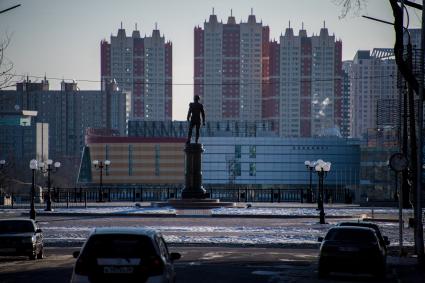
[
  {"x1": 325, "y1": 228, "x2": 376, "y2": 242},
  {"x1": 81, "y1": 234, "x2": 156, "y2": 259},
  {"x1": 339, "y1": 223, "x2": 383, "y2": 240},
  {"x1": 0, "y1": 221, "x2": 35, "y2": 233}
]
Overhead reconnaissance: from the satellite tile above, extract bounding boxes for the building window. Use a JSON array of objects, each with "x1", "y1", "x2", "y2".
[
  {"x1": 249, "y1": 163, "x2": 256, "y2": 176},
  {"x1": 155, "y1": 144, "x2": 160, "y2": 176},
  {"x1": 235, "y1": 145, "x2": 241, "y2": 158},
  {"x1": 249, "y1": 145, "x2": 256, "y2": 158}
]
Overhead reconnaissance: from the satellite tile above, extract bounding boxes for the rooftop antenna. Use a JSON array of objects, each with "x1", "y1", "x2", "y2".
[
  {"x1": 302, "y1": 22, "x2": 304, "y2": 30},
  {"x1": 231, "y1": 8, "x2": 232, "y2": 17},
  {"x1": 212, "y1": 7, "x2": 214, "y2": 15},
  {"x1": 323, "y1": 20, "x2": 326, "y2": 28},
  {"x1": 155, "y1": 22, "x2": 158, "y2": 30},
  {"x1": 251, "y1": 8, "x2": 253, "y2": 15},
  {"x1": 135, "y1": 23, "x2": 138, "y2": 30},
  {"x1": 289, "y1": 20, "x2": 291, "y2": 28},
  {"x1": 120, "y1": 21, "x2": 123, "y2": 29}
]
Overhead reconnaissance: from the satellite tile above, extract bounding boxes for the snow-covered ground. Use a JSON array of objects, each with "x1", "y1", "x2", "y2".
[
  {"x1": 38, "y1": 220, "x2": 415, "y2": 247},
  {"x1": 211, "y1": 207, "x2": 412, "y2": 217},
  {"x1": 0, "y1": 206, "x2": 419, "y2": 247},
  {"x1": 0, "y1": 207, "x2": 176, "y2": 215}
]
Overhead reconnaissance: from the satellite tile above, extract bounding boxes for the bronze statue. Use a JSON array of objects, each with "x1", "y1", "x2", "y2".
[{"x1": 186, "y1": 95, "x2": 205, "y2": 144}]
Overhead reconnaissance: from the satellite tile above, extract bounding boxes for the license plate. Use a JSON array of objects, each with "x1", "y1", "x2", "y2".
[
  {"x1": 103, "y1": 266, "x2": 134, "y2": 274},
  {"x1": 0, "y1": 248, "x2": 16, "y2": 253},
  {"x1": 339, "y1": 247, "x2": 359, "y2": 252}
]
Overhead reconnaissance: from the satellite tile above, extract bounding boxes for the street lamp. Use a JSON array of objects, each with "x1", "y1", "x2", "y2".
[
  {"x1": 29, "y1": 159, "x2": 38, "y2": 220},
  {"x1": 0, "y1": 159, "x2": 5, "y2": 168},
  {"x1": 315, "y1": 160, "x2": 331, "y2": 224},
  {"x1": 304, "y1": 160, "x2": 317, "y2": 203},
  {"x1": 93, "y1": 160, "x2": 111, "y2": 202},
  {"x1": 39, "y1": 159, "x2": 61, "y2": 211}
]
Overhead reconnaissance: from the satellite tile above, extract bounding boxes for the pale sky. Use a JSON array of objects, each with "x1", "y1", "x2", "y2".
[{"x1": 0, "y1": 0, "x2": 421, "y2": 120}]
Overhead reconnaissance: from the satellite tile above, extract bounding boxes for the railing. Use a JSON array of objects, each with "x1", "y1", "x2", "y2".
[{"x1": 0, "y1": 187, "x2": 354, "y2": 208}]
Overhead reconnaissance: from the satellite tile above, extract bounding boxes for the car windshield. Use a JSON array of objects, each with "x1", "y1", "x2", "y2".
[
  {"x1": 325, "y1": 228, "x2": 376, "y2": 243},
  {"x1": 0, "y1": 221, "x2": 35, "y2": 233},
  {"x1": 81, "y1": 234, "x2": 156, "y2": 259}
]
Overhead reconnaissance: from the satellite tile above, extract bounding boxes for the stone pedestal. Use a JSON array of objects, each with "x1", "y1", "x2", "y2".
[
  {"x1": 155, "y1": 143, "x2": 236, "y2": 208},
  {"x1": 181, "y1": 143, "x2": 208, "y2": 199}
]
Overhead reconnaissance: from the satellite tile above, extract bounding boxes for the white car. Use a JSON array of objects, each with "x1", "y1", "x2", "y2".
[{"x1": 70, "y1": 227, "x2": 181, "y2": 283}]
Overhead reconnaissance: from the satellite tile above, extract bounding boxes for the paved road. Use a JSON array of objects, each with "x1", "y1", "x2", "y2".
[{"x1": 0, "y1": 246, "x2": 417, "y2": 283}]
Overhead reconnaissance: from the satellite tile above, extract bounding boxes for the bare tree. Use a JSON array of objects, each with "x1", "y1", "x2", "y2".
[
  {"x1": 0, "y1": 33, "x2": 14, "y2": 89},
  {"x1": 333, "y1": 0, "x2": 367, "y2": 18}
]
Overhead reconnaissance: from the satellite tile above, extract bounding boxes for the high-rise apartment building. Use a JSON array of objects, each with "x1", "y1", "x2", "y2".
[
  {"x1": 349, "y1": 49, "x2": 398, "y2": 138},
  {"x1": 194, "y1": 11, "x2": 269, "y2": 122},
  {"x1": 341, "y1": 61, "x2": 352, "y2": 138},
  {"x1": 101, "y1": 24, "x2": 172, "y2": 121},
  {"x1": 277, "y1": 24, "x2": 342, "y2": 137},
  {"x1": 195, "y1": 14, "x2": 343, "y2": 137}
]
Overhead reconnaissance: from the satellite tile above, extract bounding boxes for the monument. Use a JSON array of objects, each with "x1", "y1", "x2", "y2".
[
  {"x1": 181, "y1": 95, "x2": 208, "y2": 199},
  {"x1": 161, "y1": 95, "x2": 235, "y2": 208}
]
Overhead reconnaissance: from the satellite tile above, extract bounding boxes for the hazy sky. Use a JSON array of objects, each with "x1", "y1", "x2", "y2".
[{"x1": 0, "y1": 0, "x2": 421, "y2": 120}]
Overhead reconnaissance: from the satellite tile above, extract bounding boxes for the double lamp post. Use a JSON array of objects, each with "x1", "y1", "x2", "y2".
[
  {"x1": 29, "y1": 159, "x2": 61, "y2": 219},
  {"x1": 304, "y1": 159, "x2": 331, "y2": 224},
  {"x1": 92, "y1": 159, "x2": 111, "y2": 202}
]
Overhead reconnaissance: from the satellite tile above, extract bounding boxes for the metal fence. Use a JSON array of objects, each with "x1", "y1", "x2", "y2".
[{"x1": 0, "y1": 187, "x2": 353, "y2": 209}]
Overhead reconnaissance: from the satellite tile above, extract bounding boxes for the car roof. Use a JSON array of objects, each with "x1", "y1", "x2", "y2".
[
  {"x1": 91, "y1": 227, "x2": 159, "y2": 238},
  {"x1": 338, "y1": 221, "x2": 379, "y2": 228}
]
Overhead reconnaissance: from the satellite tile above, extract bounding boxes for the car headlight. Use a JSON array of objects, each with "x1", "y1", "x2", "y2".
[{"x1": 22, "y1": 236, "x2": 36, "y2": 244}]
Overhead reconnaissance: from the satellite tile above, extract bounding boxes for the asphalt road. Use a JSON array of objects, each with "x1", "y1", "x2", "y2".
[{"x1": 0, "y1": 246, "x2": 408, "y2": 283}]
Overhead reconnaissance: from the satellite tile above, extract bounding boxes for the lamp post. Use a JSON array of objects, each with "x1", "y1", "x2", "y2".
[
  {"x1": 314, "y1": 160, "x2": 331, "y2": 224},
  {"x1": 39, "y1": 159, "x2": 61, "y2": 211},
  {"x1": 304, "y1": 160, "x2": 317, "y2": 203},
  {"x1": 29, "y1": 159, "x2": 38, "y2": 220},
  {"x1": 0, "y1": 159, "x2": 5, "y2": 168},
  {"x1": 93, "y1": 160, "x2": 110, "y2": 202}
]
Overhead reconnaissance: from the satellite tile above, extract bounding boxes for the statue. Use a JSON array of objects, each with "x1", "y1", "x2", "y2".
[{"x1": 186, "y1": 95, "x2": 205, "y2": 144}]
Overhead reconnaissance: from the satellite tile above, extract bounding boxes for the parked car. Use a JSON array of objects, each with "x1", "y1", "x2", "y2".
[
  {"x1": 337, "y1": 221, "x2": 390, "y2": 255},
  {"x1": 71, "y1": 227, "x2": 181, "y2": 283},
  {"x1": 318, "y1": 226, "x2": 386, "y2": 279},
  {"x1": 0, "y1": 219, "x2": 44, "y2": 260}
]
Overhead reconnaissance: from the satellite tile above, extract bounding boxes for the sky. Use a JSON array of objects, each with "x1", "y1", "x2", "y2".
[{"x1": 0, "y1": 0, "x2": 422, "y2": 120}]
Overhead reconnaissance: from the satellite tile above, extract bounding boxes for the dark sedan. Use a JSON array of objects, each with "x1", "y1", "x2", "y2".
[
  {"x1": 0, "y1": 219, "x2": 44, "y2": 260},
  {"x1": 318, "y1": 226, "x2": 386, "y2": 279},
  {"x1": 337, "y1": 221, "x2": 390, "y2": 254}
]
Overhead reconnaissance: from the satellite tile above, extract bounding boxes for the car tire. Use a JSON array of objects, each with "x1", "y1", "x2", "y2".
[
  {"x1": 29, "y1": 249, "x2": 37, "y2": 260},
  {"x1": 318, "y1": 265, "x2": 329, "y2": 279},
  {"x1": 36, "y1": 247, "x2": 43, "y2": 259},
  {"x1": 374, "y1": 264, "x2": 386, "y2": 279}
]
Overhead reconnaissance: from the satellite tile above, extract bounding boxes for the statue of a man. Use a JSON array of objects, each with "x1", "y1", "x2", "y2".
[{"x1": 186, "y1": 95, "x2": 205, "y2": 144}]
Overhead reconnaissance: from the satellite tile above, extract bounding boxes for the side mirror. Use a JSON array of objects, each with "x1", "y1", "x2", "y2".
[
  {"x1": 170, "y1": 252, "x2": 181, "y2": 261},
  {"x1": 318, "y1": 237, "x2": 324, "y2": 242},
  {"x1": 73, "y1": 251, "x2": 80, "y2": 258},
  {"x1": 383, "y1": 236, "x2": 390, "y2": 245},
  {"x1": 36, "y1": 228, "x2": 42, "y2": 233}
]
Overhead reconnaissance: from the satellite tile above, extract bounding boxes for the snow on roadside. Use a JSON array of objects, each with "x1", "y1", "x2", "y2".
[
  {"x1": 211, "y1": 207, "x2": 412, "y2": 216},
  {"x1": 38, "y1": 221, "x2": 414, "y2": 247},
  {"x1": 0, "y1": 207, "x2": 176, "y2": 215}
]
